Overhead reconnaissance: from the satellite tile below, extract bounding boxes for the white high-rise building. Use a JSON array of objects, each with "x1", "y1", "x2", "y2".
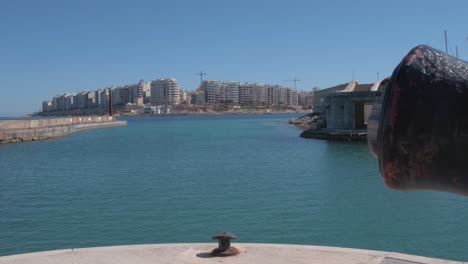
[
  {"x1": 276, "y1": 87, "x2": 298, "y2": 106},
  {"x1": 200, "y1": 80, "x2": 240, "y2": 104},
  {"x1": 202, "y1": 80, "x2": 218, "y2": 104},
  {"x1": 226, "y1": 82, "x2": 239, "y2": 103},
  {"x1": 150, "y1": 78, "x2": 180, "y2": 106},
  {"x1": 239, "y1": 83, "x2": 267, "y2": 105}
]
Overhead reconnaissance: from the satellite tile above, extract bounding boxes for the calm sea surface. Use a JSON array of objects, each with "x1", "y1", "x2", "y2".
[{"x1": 0, "y1": 114, "x2": 467, "y2": 260}]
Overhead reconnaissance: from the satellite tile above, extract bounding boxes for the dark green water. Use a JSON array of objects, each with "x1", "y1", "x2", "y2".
[{"x1": 0, "y1": 114, "x2": 467, "y2": 260}]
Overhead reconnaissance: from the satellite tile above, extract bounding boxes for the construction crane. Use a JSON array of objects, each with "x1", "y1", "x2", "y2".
[
  {"x1": 284, "y1": 77, "x2": 301, "y2": 90},
  {"x1": 194, "y1": 71, "x2": 207, "y2": 84}
]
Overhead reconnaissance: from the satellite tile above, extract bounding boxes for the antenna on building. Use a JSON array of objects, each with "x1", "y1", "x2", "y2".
[
  {"x1": 284, "y1": 77, "x2": 301, "y2": 90},
  {"x1": 194, "y1": 71, "x2": 207, "y2": 84}
]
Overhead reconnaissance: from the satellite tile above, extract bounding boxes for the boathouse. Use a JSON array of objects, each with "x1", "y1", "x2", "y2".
[{"x1": 313, "y1": 80, "x2": 385, "y2": 130}]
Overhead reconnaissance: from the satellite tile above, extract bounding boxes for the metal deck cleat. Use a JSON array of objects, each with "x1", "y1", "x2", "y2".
[{"x1": 210, "y1": 231, "x2": 239, "y2": 257}]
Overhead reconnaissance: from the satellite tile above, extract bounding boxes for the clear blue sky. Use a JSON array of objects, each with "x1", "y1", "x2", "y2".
[{"x1": 0, "y1": 0, "x2": 467, "y2": 116}]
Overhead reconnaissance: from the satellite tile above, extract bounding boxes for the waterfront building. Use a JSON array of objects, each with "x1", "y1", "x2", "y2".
[
  {"x1": 143, "y1": 105, "x2": 160, "y2": 114},
  {"x1": 226, "y1": 82, "x2": 240, "y2": 103},
  {"x1": 254, "y1": 83, "x2": 267, "y2": 105},
  {"x1": 98, "y1": 88, "x2": 109, "y2": 110},
  {"x1": 111, "y1": 88, "x2": 121, "y2": 105},
  {"x1": 129, "y1": 81, "x2": 146, "y2": 106},
  {"x1": 53, "y1": 95, "x2": 65, "y2": 111},
  {"x1": 314, "y1": 80, "x2": 384, "y2": 129},
  {"x1": 264, "y1": 86, "x2": 298, "y2": 107},
  {"x1": 41, "y1": 100, "x2": 53, "y2": 112},
  {"x1": 112, "y1": 86, "x2": 131, "y2": 106},
  {"x1": 179, "y1": 89, "x2": 188, "y2": 103},
  {"x1": 140, "y1": 81, "x2": 151, "y2": 103},
  {"x1": 277, "y1": 87, "x2": 286, "y2": 106},
  {"x1": 194, "y1": 81, "x2": 298, "y2": 106},
  {"x1": 239, "y1": 83, "x2": 255, "y2": 104},
  {"x1": 210, "y1": 81, "x2": 222, "y2": 104},
  {"x1": 52, "y1": 93, "x2": 75, "y2": 111},
  {"x1": 150, "y1": 78, "x2": 180, "y2": 106},
  {"x1": 124, "y1": 103, "x2": 143, "y2": 113},
  {"x1": 239, "y1": 83, "x2": 268, "y2": 105},
  {"x1": 40, "y1": 79, "x2": 298, "y2": 113},
  {"x1": 313, "y1": 83, "x2": 350, "y2": 113},
  {"x1": 99, "y1": 89, "x2": 110, "y2": 109},
  {"x1": 284, "y1": 87, "x2": 298, "y2": 106},
  {"x1": 298, "y1": 91, "x2": 314, "y2": 107},
  {"x1": 52, "y1": 95, "x2": 63, "y2": 111},
  {"x1": 65, "y1": 94, "x2": 75, "y2": 110},
  {"x1": 199, "y1": 80, "x2": 240, "y2": 104},
  {"x1": 201, "y1": 80, "x2": 218, "y2": 104},
  {"x1": 40, "y1": 80, "x2": 156, "y2": 114},
  {"x1": 266, "y1": 85, "x2": 278, "y2": 106},
  {"x1": 191, "y1": 90, "x2": 206, "y2": 105},
  {"x1": 87, "y1": 91, "x2": 100, "y2": 108},
  {"x1": 74, "y1": 92, "x2": 89, "y2": 109}
]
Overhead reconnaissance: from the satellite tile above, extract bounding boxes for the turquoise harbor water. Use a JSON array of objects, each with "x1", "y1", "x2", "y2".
[{"x1": 0, "y1": 114, "x2": 467, "y2": 260}]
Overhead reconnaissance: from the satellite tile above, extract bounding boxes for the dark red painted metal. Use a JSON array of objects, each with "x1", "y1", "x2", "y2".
[
  {"x1": 369, "y1": 45, "x2": 468, "y2": 195},
  {"x1": 108, "y1": 88, "x2": 113, "y2": 116}
]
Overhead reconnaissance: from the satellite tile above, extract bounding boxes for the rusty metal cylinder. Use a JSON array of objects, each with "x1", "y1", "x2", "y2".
[{"x1": 368, "y1": 45, "x2": 468, "y2": 195}]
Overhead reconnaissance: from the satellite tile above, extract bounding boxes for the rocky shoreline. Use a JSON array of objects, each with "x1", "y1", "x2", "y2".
[{"x1": 290, "y1": 113, "x2": 367, "y2": 141}]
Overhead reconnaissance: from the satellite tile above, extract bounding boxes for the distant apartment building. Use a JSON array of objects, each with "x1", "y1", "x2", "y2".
[
  {"x1": 203, "y1": 81, "x2": 217, "y2": 104},
  {"x1": 140, "y1": 80, "x2": 151, "y2": 103},
  {"x1": 267, "y1": 85, "x2": 279, "y2": 105},
  {"x1": 111, "y1": 86, "x2": 130, "y2": 106},
  {"x1": 191, "y1": 90, "x2": 206, "y2": 105},
  {"x1": 150, "y1": 78, "x2": 180, "y2": 106},
  {"x1": 179, "y1": 89, "x2": 188, "y2": 103},
  {"x1": 74, "y1": 92, "x2": 89, "y2": 109},
  {"x1": 42, "y1": 100, "x2": 54, "y2": 112},
  {"x1": 128, "y1": 81, "x2": 147, "y2": 106},
  {"x1": 298, "y1": 91, "x2": 314, "y2": 107},
  {"x1": 277, "y1": 87, "x2": 298, "y2": 106},
  {"x1": 253, "y1": 83, "x2": 267, "y2": 105},
  {"x1": 239, "y1": 83, "x2": 273, "y2": 105},
  {"x1": 87, "y1": 90, "x2": 100, "y2": 108},
  {"x1": 99, "y1": 89, "x2": 110, "y2": 109},
  {"x1": 226, "y1": 82, "x2": 240, "y2": 103},
  {"x1": 40, "y1": 78, "x2": 298, "y2": 114},
  {"x1": 41, "y1": 79, "x2": 174, "y2": 114},
  {"x1": 195, "y1": 80, "x2": 298, "y2": 106},
  {"x1": 52, "y1": 93, "x2": 74, "y2": 111},
  {"x1": 200, "y1": 80, "x2": 240, "y2": 104}
]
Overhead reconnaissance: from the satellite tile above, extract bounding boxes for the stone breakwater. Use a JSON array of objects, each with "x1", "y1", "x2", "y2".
[{"x1": 0, "y1": 116, "x2": 127, "y2": 144}]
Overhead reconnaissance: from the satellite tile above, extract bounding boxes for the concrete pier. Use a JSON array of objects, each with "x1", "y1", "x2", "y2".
[
  {"x1": 0, "y1": 116, "x2": 127, "y2": 144},
  {"x1": 300, "y1": 128, "x2": 367, "y2": 141},
  {"x1": 0, "y1": 244, "x2": 463, "y2": 264}
]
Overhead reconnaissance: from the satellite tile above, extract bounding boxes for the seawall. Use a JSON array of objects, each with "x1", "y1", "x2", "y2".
[
  {"x1": 0, "y1": 243, "x2": 464, "y2": 264},
  {"x1": 300, "y1": 128, "x2": 367, "y2": 141},
  {"x1": 0, "y1": 116, "x2": 127, "y2": 144}
]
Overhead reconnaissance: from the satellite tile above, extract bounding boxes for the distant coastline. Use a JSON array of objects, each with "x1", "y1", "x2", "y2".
[
  {"x1": 33, "y1": 108, "x2": 311, "y2": 118},
  {"x1": 120, "y1": 109, "x2": 310, "y2": 117}
]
